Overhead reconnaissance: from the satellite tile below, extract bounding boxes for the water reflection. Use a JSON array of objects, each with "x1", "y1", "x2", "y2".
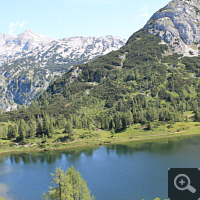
[
  {"x1": 109, "y1": 135, "x2": 200, "y2": 156},
  {"x1": 0, "y1": 135, "x2": 200, "y2": 200},
  {"x1": 0, "y1": 135, "x2": 200, "y2": 165},
  {"x1": 0, "y1": 146, "x2": 99, "y2": 165}
]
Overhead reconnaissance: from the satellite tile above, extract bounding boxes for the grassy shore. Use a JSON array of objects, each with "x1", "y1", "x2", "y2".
[{"x1": 0, "y1": 121, "x2": 200, "y2": 154}]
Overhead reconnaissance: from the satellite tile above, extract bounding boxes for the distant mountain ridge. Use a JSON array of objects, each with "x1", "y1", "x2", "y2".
[
  {"x1": 0, "y1": 29, "x2": 125, "y2": 66},
  {"x1": 11, "y1": 0, "x2": 200, "y2": 128},
  {"x1": 0, "y1": 30, "x2": 126, "y2": 111},
  {"x1": 3, "y1": 0, "x2": 200, "y2": 135},
  {"x1": 0, "y1": 30, "x2": 53, "y2": 65}
]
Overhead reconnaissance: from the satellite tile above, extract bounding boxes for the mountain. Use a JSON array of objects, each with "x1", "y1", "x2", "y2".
[
  {"x1": 2, "y1": 0, "x2": 200, "y2": 132},
  {"x1": 0, "y1": 29, "x2": 52, "y2": 64},
  {"x1": 0, "y1": 30, "x2": 126, "y2": 110},
  {"x1": 145, "y1": 0, "x2": 200, "y2": 56}
]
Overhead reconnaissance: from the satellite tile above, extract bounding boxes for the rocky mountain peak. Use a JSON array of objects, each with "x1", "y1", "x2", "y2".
[
  {"x1": 145, "y1": 0, "x2": 200, "y2": 56},
  {"x1": 18, "y1": 29, "x2": 53, "y2": 41},
  {"x1": 0, "y1": 30, "x2": 126, "y2": 111}
]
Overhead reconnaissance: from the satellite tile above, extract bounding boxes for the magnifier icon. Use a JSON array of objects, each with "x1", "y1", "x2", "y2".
[{"x1": 174, "y1": 174, "x2": 196, "y2": 193}]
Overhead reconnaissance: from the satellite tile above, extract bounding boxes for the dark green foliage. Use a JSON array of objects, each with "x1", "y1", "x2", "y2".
[
  {"x1": 65, "y1": 121, "x2": 73, "y2": 138},
  {"x1": 147, "y1": 121, "x2": 152, "y2": 130},
  {"x1": 1, "y1": 28, "x2": 200, "y2": 136},
  {"x1": 7, "y1": 124, "x2": 18, "y2": 139},
  {"x1": 18, "y1": 119, "x2": 26, "y2": 142},
  {"x1": 42, "y1": 166, "x2": 95, "y2": 200}
]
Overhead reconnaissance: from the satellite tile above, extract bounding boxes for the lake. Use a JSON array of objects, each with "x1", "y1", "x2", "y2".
[{"x1": 0, "y1": 135, "x2": 200, "y2": 200}]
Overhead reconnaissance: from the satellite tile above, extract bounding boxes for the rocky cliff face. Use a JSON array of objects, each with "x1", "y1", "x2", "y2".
[
  {"x1": 145, "y1": 0, "x2": 200, "y2": 56},
  {"x1": 0, "y1": 30, "x2": 126, "y2": 111}
]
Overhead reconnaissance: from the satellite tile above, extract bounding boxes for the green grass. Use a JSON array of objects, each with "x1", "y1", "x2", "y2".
[{"x1": 1, "y1": 120, "x2": 200, "y2": 154}]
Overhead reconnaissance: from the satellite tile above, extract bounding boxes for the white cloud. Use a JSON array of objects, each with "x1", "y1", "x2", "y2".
[
  {"x1": 140, "y1": 5, "x2": 148, "y2": 12},
  {"x1": 139, "y1": 12, "x2": 149, "y2": 18},
  {"x1": 9, "y1": 22, "x2": 18, "y2": 34},
  {"x1": 8, "y1": 19, "x2": 27, "y2": 34},
  {"x1": 135, "y1": 5, "x2": 149, "y2": 22},
  {"x1": 20, "y1": 19, "x2": 26, "y2": 28}
]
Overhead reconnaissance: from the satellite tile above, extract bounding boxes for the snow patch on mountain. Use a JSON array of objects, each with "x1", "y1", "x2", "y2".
[{"x1": 0, "y1": 30, "x2": 126, "y2": 111}]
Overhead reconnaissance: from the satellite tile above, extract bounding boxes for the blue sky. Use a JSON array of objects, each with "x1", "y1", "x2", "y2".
[{"x1": 0, "y1": 0, "x2": 170, "y2": 39}]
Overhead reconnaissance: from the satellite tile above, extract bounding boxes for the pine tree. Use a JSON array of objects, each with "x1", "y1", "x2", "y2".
[
  {"x1": 121, "y1": 113, "x2": 127, "y2": 130},
  {"x1": 29, "y1": 119, "x2": 36, "y2": 138},
  {"x1": 7, "y1": 124, "x2": 18, "y2": 139},
  {"x1": 147, "y1": 121, "x2": 152, "y2": 130},
  {"x1": 66, "y1": 166, "x2": 95, "y2": 200},
  {"x1": 110, "y1": 128, "x2": 115, "y2": 135},
  {"x1": 42, "y1": 167, "x2": 70, "y2": 200},
  {"x1": 126, "y1": 111, "x2": 133, "y2": 127},
  {"x1": 109, "y1": 117, "x2": 115, "y2": 130},
  {"x1": 65, "y1": 121, "x2": 73, "y2": 138},
  {"x1": 43, "y1": 166, "x2": 95, "y2": 200},
  {"x1": 73, "y1": 115, "x2": 78, "y2": 128},
  {"x1": 119, "y1": 119, "x2": 122, "y2": 130},
  {"x1": 18, "y1": 119, "x2": 26, "y2": 141},
  {"x1": 49, "y1": 119, "x2": 54, "y2": 138},
  {"x1": 104, "y1": 116, "x2": 109, "y2": 130},
  {"x1": 37, "y1": 118, "x2": 43, "y2": 137},
  {"x1": 114, "y1": 114, "x2": 120, "y2": 130},
  {"x1": 82, "y1": 117, "x2": 87, "y2": 129},
  {"x1": 43, "y1": 114, "x2": 50, "y2": 137},
  {"x1": 86, "y1": 119, "x2": 91, "y2": 131}
]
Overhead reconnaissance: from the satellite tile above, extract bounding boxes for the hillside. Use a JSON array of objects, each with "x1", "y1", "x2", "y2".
[
  {"x1": 0, "y1": 30, "x2": 126, "y2": 111},
  {"x1": 1, "y1": 0, "x2": 200, "y2": 145}
]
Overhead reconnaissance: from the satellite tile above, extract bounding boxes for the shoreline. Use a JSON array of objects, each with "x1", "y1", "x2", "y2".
[{"x1": 1, "y1": 130, "x2": 200, "y2": 155}]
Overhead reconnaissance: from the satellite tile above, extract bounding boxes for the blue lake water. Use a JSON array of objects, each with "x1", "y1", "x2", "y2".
[{"x1": 0, "y1": 135, "x2": 200, "y2": 200}]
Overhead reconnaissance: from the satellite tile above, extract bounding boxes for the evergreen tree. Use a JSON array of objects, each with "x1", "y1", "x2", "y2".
[
  {"x1": 37, "y1": 118, "x2": 43, "y2": 137},
  {"x1": 126, "y1": 111, "x2": 133, "y2": 127},
  {"x1": 110, "y1": 128, "x2": 115, "y2": 135},
  {"x1": 29, "y1": 119, "x2": 36, "y2": 138},
  {"x1": 114, "y1": 114, "x2": 120, "y2": 130},
  {"x1": 66, "y1": 166, "x2": 95, "y2": 200},
  {"x1": 82, "y1": 117, "x2": 87, "y2": 129},
  {"x1": 117, "y1": 99, "x2": 123, "y2": 112},
  {"x1": 100, "y1": 116, "x2": 104, "y2": 129},
  {"x1": 194, "y1": 111, "x2": 200, "y2": 122},
  {"x1": 43, "y1": 114, "x2": 50, "y2": 137},
  {"x1": 42, "y1": 167, "x2": 70, "y2": 200},
  {"x1": 118, "y1": 119, "x2": 122, "y2": 130},
  {"x1": 42, "y1": 166, "x2": 95, "y2": 200},
  {"x1": 86, "y1": 119, "x2": 91, "y2": 131},
  {"x1": 109, "y1": 117, "x2": 115, "y2": 130},
  {"x1": 121, "y1": 113, "x2": 127, "y2": 130},
  {"x1": 18, "y1": 119, "x2": 26, "y2": 141},
  {"x1": 65, "y1": 121, "x2": 73, "y2": 138},
  {"x1": 73, "y1": 115, "x2": 78, "y2": 129},
  {"x1": 7, "y1": 124, "x2": 18, "y2": 139},
  {"x1": 104, "y1": 116, "x2": 109, "y2": 130},
  {"x1": 49, "y1": 119, "x2": 54, "y2": 138},
  {"x1": 147, "y1": 121, "x2": 152, "y2": 130}
]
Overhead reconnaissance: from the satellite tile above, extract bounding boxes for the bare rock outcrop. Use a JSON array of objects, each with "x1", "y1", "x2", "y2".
[{"x1": 145, "y1": 0, "x2": 200, "y2": 56}]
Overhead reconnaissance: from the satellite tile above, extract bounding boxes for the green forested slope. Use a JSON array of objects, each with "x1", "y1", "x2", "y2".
[{"x1": 1, "y1": 28, "x2": 200, "y2": 140}]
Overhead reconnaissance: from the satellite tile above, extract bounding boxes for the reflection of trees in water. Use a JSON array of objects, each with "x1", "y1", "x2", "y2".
[
  {"x1": 14, "y1": 155, "x2": 21, "y2": 163},
  {"x1": 63, "y1": 147, "x2": 97, "y2": 162},
  {"x1": 3, "y1": 136, "x2": 200, "y2": 165},
  {"x1": 107, "y1": 136, "x2": 200, "y2": 156},
  {"x1": 0, "y1": 157, "x2": 5, "y2": 164},
  {"x1": 6, "y1": 146, "x2": 99, "y2": 165}
]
